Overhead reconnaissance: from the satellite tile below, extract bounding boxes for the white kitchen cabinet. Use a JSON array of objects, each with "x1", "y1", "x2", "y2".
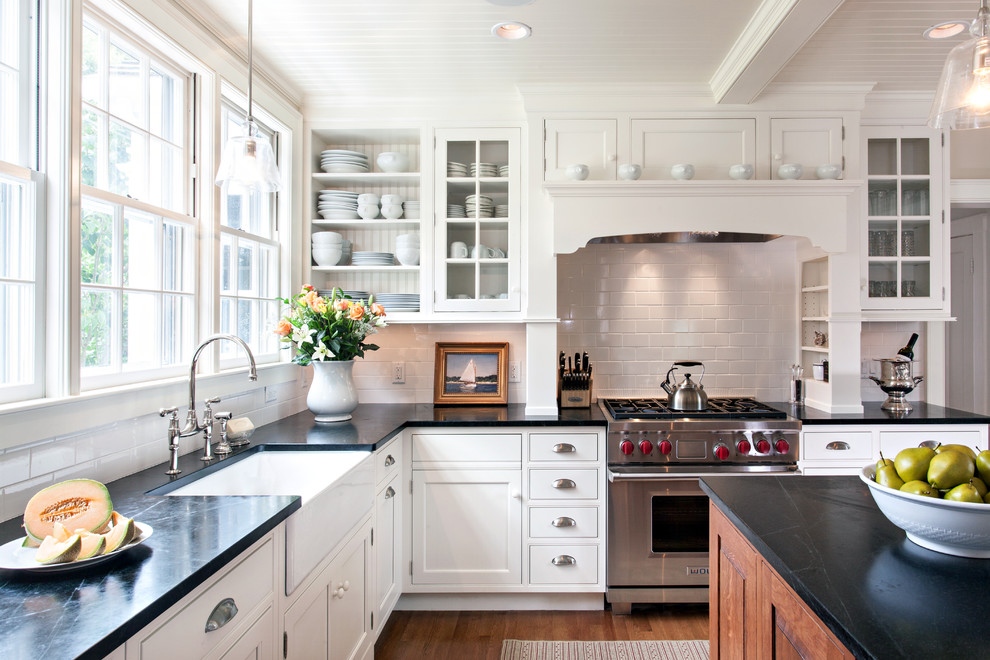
[
  {"x1": 373, "y1": 438, "x2": 402, "y2": 634},
  {"x1": 770, "y1": 117, "x2": 843, "y2": 179},
  {"x1": 544, "y1": 118, "x2": 618, "y2": 181},
  {"x1": 433, "y1": 127, "x2": 521, "y2": 311},
  {"x1": 216, "y1": 606, "x2": 275, "y2": 660},
  {"x1": 630, "y1": 118, "x2": 756, "y2": 180},
  {"x1": 861, "y1": 126, "x2": 948, "y2": 314}
]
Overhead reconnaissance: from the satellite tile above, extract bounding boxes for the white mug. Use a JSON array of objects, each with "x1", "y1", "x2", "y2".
[
  {"x1": 380, "y1": 194, "x2": 403, "y2": 206},
  {"x1": 357, "y1": 193, "x2": 380, "y2": 205},
  {"x1": 450, "y1": 241, "x2": 468, "y2": 258}
]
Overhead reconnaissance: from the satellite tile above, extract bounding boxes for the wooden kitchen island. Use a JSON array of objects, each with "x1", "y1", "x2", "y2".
[{"x1": 701, "y1": 475, "x2": 990, "y2": 660}]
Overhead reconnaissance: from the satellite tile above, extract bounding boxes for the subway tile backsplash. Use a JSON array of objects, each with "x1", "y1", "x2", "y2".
[{"x1": 557, "y1": 242, "x2": 799, "y2": 400}]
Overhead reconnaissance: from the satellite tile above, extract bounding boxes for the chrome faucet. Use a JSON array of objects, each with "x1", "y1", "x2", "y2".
[
  {"x1": 159, "y1": 407, "x2": 182, "y2": 475},
  {"x1": 180, "y1": 334, "x2": 258, "y2": 439}
]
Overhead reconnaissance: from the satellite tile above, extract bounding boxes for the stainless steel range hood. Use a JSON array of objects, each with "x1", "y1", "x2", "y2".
[{"x1": 544, "y1": 180, "x2": 862, "y2": 254}]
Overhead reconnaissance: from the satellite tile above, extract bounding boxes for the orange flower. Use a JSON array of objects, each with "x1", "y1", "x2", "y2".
[
  {"x1": 302, "y1": 290, "x2": 321, "y2": 309},
  {"x1": 335, "y1": 299, "x2": 350, "y2": 312},
  {"x1": 274, "y1": 319, "x2": 292, "y2": 337},
  {"x1": 371, "y1": 303, "x2": 385, "y2": 316},
  {"x1": 348, "y1": 304, "x2": 365, "y2": 320},
  {"x1": 313, "y1": 299, "x2": 327, "y2": 314},
  {"x1": 302, "y1": 284, "x2": 314, "y2": 292}
]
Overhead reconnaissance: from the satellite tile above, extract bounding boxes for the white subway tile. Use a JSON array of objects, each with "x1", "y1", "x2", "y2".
[
  {"x1": 30, "y1": 441, "x2": 76, "y2": 478},
  {"x1": 0, "y1": 449, "x2": 31, "y2": 486}
]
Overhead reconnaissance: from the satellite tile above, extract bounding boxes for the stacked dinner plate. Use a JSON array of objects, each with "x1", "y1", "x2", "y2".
[
  {"x1": 465, "y1": 194, "x2": 494, "y2": 218},
  {"x1": 498, "y1": 164, "x2": 510, "y2": 178},
  {"x1": 494, "y1": 204, "x2": 509, "y2": 218},
  {"x1": 469, "y1": 162, "x2": 498, "y2": 178},
  {"x1": 373, "y1": 293, "x2": 420, "y2": 312},
  {"x1": 447, "y1": 161, "x2": 469, "y2": 177},
  {"x1": 351, "y1": 251, "x2": 394, "y2": 266},
  {"x1": 447, "y1": 204, "x2": 466, "y2": 218},
  {"x1": 320, "y1": 149, "x2": 369, "y2": 174},
  {"x1": 318, "y1": 190, "x2": 360, "y2": 220},
  {"x1": 317, "y1": 289, "x2": 370, "y2": 302},
  {"x1": 402, "y1": 201, "x2": 420, "y2": 219}
]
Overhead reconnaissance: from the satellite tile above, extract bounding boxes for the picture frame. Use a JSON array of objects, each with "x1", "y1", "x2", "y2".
[{"x1": 433, "y1": 342, "x2": 509, "y2": 406}]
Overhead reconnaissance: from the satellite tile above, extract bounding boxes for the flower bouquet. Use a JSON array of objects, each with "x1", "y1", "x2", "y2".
[{"x1": 274, "y1": 286, "x2": 387, "y2": 364}]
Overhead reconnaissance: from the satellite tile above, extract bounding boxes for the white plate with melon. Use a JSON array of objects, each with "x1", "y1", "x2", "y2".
[{"x1": 0, "y1": 478, "x2": 152, "y2": 573}]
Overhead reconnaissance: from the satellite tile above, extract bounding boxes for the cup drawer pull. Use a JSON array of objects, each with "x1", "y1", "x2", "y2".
[
  {"x1": 205, "y1": 597, "x2": 238, "y2": 633},
  {"x1": 825, "y1": 441, "x2": 851, "y2": 451},
  {"x1": 552, "y1": 443, "x2": 576, "y2": 453},
  {"x1": 383, "y1": 454, "x2": 396, "y2": 467},
  {"x1": 551, "y1": 516, "x2": 576, "y2": 528},
  {"x1": 384, "y1": 486, "x2": 395, "y2": 499},
  {"x1": 552, "y1": 478, "x2": 576, "y2": 489},
  {"x1": 551, "y1": 555, "x2": 576, "y2": 566}
]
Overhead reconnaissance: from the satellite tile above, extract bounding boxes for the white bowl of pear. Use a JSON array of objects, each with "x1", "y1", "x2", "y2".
[{"x1": 861, "y1": 444, "x2": 990, "y2": 558}]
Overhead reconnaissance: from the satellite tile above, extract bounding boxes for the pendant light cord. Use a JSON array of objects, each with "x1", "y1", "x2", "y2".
[{"x1": 247, "y1": 0, "x2": 254, "y2": 124}]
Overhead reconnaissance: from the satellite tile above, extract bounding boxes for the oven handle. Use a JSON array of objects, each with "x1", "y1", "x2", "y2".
[{"x1": 608, "y1": 467, "x2": 799, "y2": 482}]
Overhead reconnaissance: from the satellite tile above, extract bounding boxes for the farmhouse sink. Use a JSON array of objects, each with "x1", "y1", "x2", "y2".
[{"x1": 152, "y1": 450, "x2": 374, "y2": 594}]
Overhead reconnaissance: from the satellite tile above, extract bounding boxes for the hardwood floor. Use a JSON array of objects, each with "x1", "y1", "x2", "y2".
[{"x1": 374, "y1": 605, "x2": 710, "y2": 660}]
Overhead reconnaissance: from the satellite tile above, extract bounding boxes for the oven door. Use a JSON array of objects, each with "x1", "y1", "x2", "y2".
[{"x1": 607, "y1": 470, "x2": 710, "y2": 589}]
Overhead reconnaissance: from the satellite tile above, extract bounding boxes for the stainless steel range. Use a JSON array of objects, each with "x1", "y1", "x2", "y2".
[{"x1": 601, "y1": 396, "x2": 800, "y2": 613}]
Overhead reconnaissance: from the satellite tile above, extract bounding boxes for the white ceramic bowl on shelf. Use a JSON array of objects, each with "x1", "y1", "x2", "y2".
[
  {"x1": 816, "y1": 164, "x2": 842, "y2": 180},
  {"x1": 376, "y1": 152, "x2": 410, "y2": 173},
  {"x1": 311, "y1": 231, "x2": 343, "y2": 245},
  {"x1": 357, "y1": 204, "x2": 380, "y2": 220},
  {"x1": 670, "y1": 164, "x2": 695, "y2": 180},
  {"x1": 565, "y1": 164, "x2": 589, "y2": 181},
  {"x1": 777, "y1": 163, "x2": 803, "y2": 180},
  {"x1": 729, "y1": 164, "x2": 754, "y2": 180},
  {"x1": 860, "y1": 465, "x2": 990, "y2": 558},
  {"x1": 380, "y1": 204, "x2": 403, "y2": 220},
  {"x1": 617, "y1": 164, "x2": 642, "y2": 180},
  {"x1": 312, "y1": 247, "x2": 343, "y2": 267},
  {"x1": 395, "y1": 247, "x2": 420, "y2": 266}
]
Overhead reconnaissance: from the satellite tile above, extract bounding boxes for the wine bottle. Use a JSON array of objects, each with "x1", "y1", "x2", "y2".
[{"x1": 896, "y1": 333, "x2": 919, "y2": 360}]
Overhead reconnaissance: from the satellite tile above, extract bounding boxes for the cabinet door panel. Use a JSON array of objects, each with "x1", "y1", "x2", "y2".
[
  {"x1": 759, "y1": 564, "x2": 853, "y2": 660},
  {"x1": 216, "y1": 607, "x2": 274, "y2": 660},
  {"x1": 710, "y1": 503, "x2": 759, "y2": 660},
  {"x1": 631, "y1": 118, "x2": 756, "y2": 180},
  {"x1": 283, "y1": 579, "x2": 329, "y2": 660},
  {"x1": 770, "y1": 118, "x2": 842, "y2": 179},
  {"x1": 544, "y1": 119, "x2": 617, "y2": 181},
  {"x1": 412, "y1": 468, "x2": 522, "y2": 584},
  {"x1": 375, "y1": 474, "x2": 401, "y2": 628},
  {"x1": 328, "y1": 529, "x2": 372, "y2": 660}
]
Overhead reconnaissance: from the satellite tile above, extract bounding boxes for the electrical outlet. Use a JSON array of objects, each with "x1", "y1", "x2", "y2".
[
  {"x1": 264, "y1": 385, "x2": 278, "y2": 403},
  {"x1": 392, "y1": 362, "x2": 405, "y2": 384},
  {"x1": 509, "y1": 361, "x2": 521, "y2": 382}
]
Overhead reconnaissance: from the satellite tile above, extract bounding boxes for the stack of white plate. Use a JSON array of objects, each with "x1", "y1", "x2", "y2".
[
  {"x1": 470, "y1": 162, "x2": 498, "y2": 177},
  {"x1": 374, "y1": 293, "x2": 420, "y2": 312},
  {"x1": 352, "y1": 251, "x2": 394, "y2": 266},
  {"x1": 447, "y1": 161, "x2": 469, "y2": 177},
  {"x1": 447, "y1": 204, "x2": 466, "y2": 218},
  {"x1": 324, "y1": 290, "x2": 369, "y2": 301},
  {"x1": 318, "y1": 190, "x2": 360, "y2": 220},
  {"x1": 498, "y1": 164, "x2": 510, "y2": 178},
  {"x1": 494, "y1": 205, "x2": 509, "y2": 218},
  {"x1": 402, "y1": 201, "x2": 420, "y2": 219},
  {"x1": 320, "y1": 149, "x2": 369, "y2": 174},
  {"x1": 466, "y1": 194, "x2": 494, "y2": 218}
]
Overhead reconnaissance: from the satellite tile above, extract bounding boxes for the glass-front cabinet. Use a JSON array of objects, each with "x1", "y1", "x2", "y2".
[
  {"x1": 862, "y1": 127, "x2": 946, "y2": 312},
  {"x1": 434, "y1": 128, "x2": 520, "y2": 312}
]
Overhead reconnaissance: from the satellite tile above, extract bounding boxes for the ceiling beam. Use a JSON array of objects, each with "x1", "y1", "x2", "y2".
[{"x1": 710, "y1": 0, "x2": 846, "y2": 105}]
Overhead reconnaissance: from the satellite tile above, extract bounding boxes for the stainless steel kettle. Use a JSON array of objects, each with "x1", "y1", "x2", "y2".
[{"x1": 661, "y1": 361, "x2": 709, "y2": 411}]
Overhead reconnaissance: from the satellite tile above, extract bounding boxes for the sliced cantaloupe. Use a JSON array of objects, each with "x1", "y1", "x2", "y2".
[
  {"x1": 53, "y1": 521, "x2": 70, "y2": 543},
  {"x1": 23, "y1": 479, "x2": 113, "y2": 543},
  {"x1": 76, "y1": 532, "x2": 107, "y2": 560},
  {"x1": 35, "y1": 534, "x2": 82, "y2": 565},
  {"x1": 102, "y1": 514, "x2": 136, "y2": 554},
  {"x1": 21, "y1": 535, "x2": 40, "y2": 548}
]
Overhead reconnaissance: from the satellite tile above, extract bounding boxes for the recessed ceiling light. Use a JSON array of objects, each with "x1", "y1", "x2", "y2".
[
  {"x1": 491, "y1": 21, "x2": 532, "y2": 40},
  {"x1": 923, "y1": 20, "x2": 969, "y2": 39}
]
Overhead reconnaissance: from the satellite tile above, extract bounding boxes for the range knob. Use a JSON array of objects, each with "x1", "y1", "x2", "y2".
[
  {"x1": 639, "y1": 440, "x2": 653, "y2": 455},
  {"x1": 620, "y1": 440, "x2": 635, "y2": 456},
  {"x1": 714, "y1": 443, "x2": 730, "y2": 461},
  {"x1": 774, "y1": 437, "x2": 791, "y2": 454},
  {"x1": 753, "y1": 432, "x2": 771, "y2": 455},
  {"x1": 658, "y1": 439, "x2": 672, "y2": 455},
  {"x1": 736, "y1": 439, "x2": 751, "y2": 454}
]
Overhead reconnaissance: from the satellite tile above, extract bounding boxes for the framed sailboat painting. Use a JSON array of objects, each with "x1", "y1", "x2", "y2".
[{"x1": 433, "y1": 342, "x2": 509, "y2": 405}]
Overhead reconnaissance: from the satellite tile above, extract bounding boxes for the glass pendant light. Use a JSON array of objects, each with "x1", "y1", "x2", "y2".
[
  {"x1": 929, "y1": 0, "x2": 990, "y2": 130},
  {"x1": 215, "y1": 0, "x2": 281, "y2": 192}
]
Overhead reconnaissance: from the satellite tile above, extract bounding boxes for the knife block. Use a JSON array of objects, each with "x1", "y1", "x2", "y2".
[{"x1": 558, "y1": 375, "x2": 593, "y2": 408}]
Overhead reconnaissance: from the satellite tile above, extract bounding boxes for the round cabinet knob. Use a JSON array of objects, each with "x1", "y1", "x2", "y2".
[
  {"x1": 658, "y1": 439, "x2": 672, "y2": 455},
  {"x1": 736, "y1": 439, "x2": 751, "y2": 455},
  {"x1": 639, "y1": 440, "x2": 653, "y2": 455},
  {"x1": 775, "y1": 438, "x2": 791, "y2": 454},
  {"x1": 714, "y1": 444, "x2": 730, "y2": 461},
  {"x1": 608, "y1": 154, "x2": 617, "y2": 162},
  {"x1": 342, "y1": 580, "x2": 350, "y2": 591},
  {"x1": 620, "y1": 440, "x2": 635, "y2": 456}
]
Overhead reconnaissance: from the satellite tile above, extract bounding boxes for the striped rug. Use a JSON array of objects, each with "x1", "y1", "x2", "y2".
[{"x1": 500, "y1": 639, "x2": 709, "y2": 660}]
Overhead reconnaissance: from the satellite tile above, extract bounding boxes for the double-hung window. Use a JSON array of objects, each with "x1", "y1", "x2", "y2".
[{"x1": 79, "y1": 8, "x2": 195, "y2": 389}]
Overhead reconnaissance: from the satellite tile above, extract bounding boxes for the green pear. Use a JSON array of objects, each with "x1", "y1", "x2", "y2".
[
  {"x1": 875, "y1": 463, "x2": 905, "y2": 490},
  {"x1": 976, "y1": 449, "x2": 990, "y2": 484},
  {"x1": 900, "y1": 480, "x2": 939, "y2": 498},
  {"x1": 936, "y1": 444, "x2": 978, "y2": 462},
  {"x1": 894, "y1": 446, "x2": 936, "y2": 483},
  {"x1": 945, "y1": 482, "x2": 983, "y2": 503},
  {"x1": 927, "y1": 450, "x2": 975, "y2": 490},
  {"x1": 985, "y1": 491, "x2": 990, "y2": 504},
  {"x1": 877, "y1": 452, "x2": 894, "y2": 470},
  {"x1": 971, "y1": 476, "x2": 988, "y2": 498}
]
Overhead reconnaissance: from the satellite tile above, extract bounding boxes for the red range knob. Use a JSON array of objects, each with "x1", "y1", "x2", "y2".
[
  {"x1": 620, "y1": 440, "x2": 635, "y2": 456},
  {"x1": 639, "y1": 440, "x2": 653, "y2": 455},
  {"x1": 736, "y1": 439, "x2": 751, "y2": 455},
  {"x1": 755, "y1": 439, "x2": 771, "y2": 454},
  {"x1": 658, "y1": 439, "x2": 672, "y2": 455},
  {"x1": 714, "y1": 444, "x2": 730, "y2": 461},
  {"x1": 775, "y1": 438, "x2": 790, "y2": 454}
]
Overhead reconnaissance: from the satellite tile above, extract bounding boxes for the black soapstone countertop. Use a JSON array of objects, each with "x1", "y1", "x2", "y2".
[
  {"x1": 770, "y1": 400, "x2": 990, "y2": 425},
  {"x1": 701, "y1": 475, "x2": 990, "y2": 660},
  {"x1": 0, "y1": 403, "x2": 605, "y2": 660}
]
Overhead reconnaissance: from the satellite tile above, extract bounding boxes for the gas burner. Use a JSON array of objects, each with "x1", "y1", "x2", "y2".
[{"x1": 601, "y1": 397, "x2": 788, "y2": 420}]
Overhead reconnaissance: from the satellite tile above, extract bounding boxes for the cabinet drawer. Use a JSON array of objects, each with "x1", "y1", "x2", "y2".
[
  {"x1": 375, "y1": 438, "x2": 402, "y2": 486},
  {"x1": 131, "y1": 537, "x2": 274, "y2": 660},
  {"x1": 412, "y1": 433, "x2": 522, "y2": 464},
  {"x1": 529, "y1": 545, "x2": 599, "y2": 585},
  {"x1": 529, "y1": 433, "x2": 599, "y2": 462},
  {"x1": 528, "y1": 506, "x2": 598, "y2": 539},
  {"x1": 880, "y1": 429, "x2": 987, "y2": 455},
  {"x1": 529, "y1": 469, "x2": 598, "y2": 500},
  {"x1": 802, "y1": 432, "x2": 872, "y2": 461}
]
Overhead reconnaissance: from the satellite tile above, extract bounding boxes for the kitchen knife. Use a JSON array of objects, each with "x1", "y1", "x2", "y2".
[
  {"x1": 574, "y1": 353, "x2": 581, "y2": 374},
  {"x1": 581, "y1": 352, "x2": 589, "y2": 373}
]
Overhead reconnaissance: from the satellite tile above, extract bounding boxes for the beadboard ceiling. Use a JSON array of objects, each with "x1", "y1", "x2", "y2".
[{"x1": 180, "y1": 0, "x2": 981, "y2": 110}]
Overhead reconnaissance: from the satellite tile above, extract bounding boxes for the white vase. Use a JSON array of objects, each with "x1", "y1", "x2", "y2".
[{"x1": 307, "y1": 360, "x2": 358, "y2": 423}]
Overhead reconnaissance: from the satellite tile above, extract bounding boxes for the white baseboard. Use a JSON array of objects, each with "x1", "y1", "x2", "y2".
[{"x1": 396, "y1": 592, "x2": 605, "y2": 611}]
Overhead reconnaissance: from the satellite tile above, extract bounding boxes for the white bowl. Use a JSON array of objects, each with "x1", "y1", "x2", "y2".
[
  {"x1": 816, "y1": 164, "x2": 842, "y2": 180},
  {"x1": 565, "y1": 164, "x2": 589, "y2": 181},
  {"x1": 312, "y1": 247, "x2": 343, "y2": 267},
  {"x1": 380, "y1": 204, "x2": 403, "y2": 220},
  {"x1": 357, "y1": 193, "x2": 380, "y2": 205},
  {"x1": 860, "y1": 465, "x2": 990, "y2": 558},
  {"x1": 617, "y1": 164, "x2": 642, "y2": 181},
  {"x1": 396, "y1": 233, "x2": 420, "y2": 245},
  {"x1": 777, "y1": 163, "x2": 803, "y2": 180},
  {"x1": 380, "y1": 194, "x2": 403, "y2": 206},
  {"x1": 670, "y1": 164, "x2": 695, "y2": 180},
  {"x1": 357, "y1": 204, "x2": 380, "y2": 220},
  {"x1": 311, "y1": 231, "x2": 343, "y2": 244},
  {"x1": 729, "y1": 164, "x2": 754, "y2": 180},
  {"x1": 395, "y1": 247, "x2": 420, "y2": 266},
  {"x1": 376, "y1": 152, "x2": 410, "y2": 173}
]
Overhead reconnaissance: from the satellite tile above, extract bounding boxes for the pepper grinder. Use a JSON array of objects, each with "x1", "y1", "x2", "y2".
[{"x1": 214, "y1": 412, "x2": 233, "y2": 455}]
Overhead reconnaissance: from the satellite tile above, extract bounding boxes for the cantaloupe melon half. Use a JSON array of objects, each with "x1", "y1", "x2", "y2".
[
  {"x1": 102, "y1": 514, "x2": 135, "y2": 553},
  {"x1": 35, "y1": 534, "x2": 82, "y2": 565},
  {"x1": 23, "y1": 479, "x2": 113, "y2": 543},
  {"x1": 76, "y1": 532, "x2": 107, "y2": 560}
]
